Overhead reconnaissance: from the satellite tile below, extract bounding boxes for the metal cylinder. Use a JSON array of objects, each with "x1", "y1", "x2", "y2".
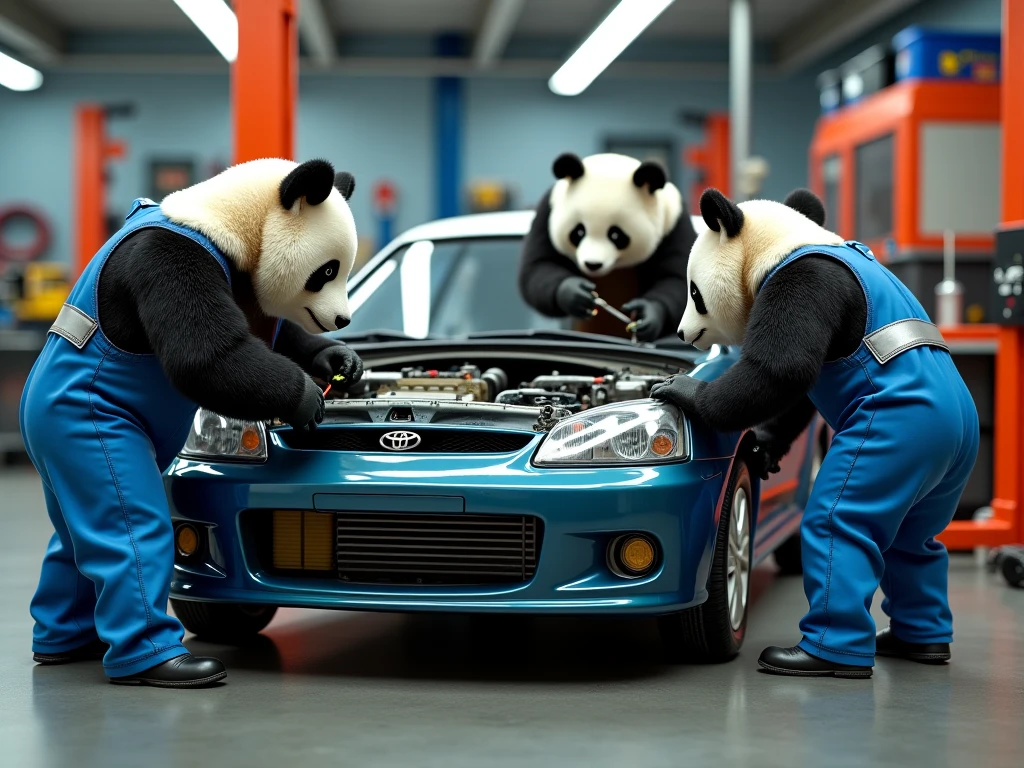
[
  {"x1": 935, "y1": 280, "x2": 964, "y2": 326},
  {"x1": 730, "y1": 0, "x2": 752, "y2": 199}
]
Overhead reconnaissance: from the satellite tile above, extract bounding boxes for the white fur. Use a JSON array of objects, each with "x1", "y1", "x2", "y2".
[
  {"x1": 161, "y1": 158, "x2": 357, "y2": 335},
  {"x1": 548, "y1": 153, "x2": 683, "y2": 278},
  {"x1": 678, "y1": 199, "x2": 844, "y2": 350}
]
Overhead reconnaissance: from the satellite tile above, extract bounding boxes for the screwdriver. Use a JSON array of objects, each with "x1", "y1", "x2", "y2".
[{"x1": 591, "y1": 294, "x2": 639, "y2": 344}]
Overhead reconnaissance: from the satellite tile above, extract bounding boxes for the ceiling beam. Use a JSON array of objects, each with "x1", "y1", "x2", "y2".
[
  {"x1": 0, "y1": 0, "x2": 64, "y2": 64},
  {"x1": 775, "y1": 0, "x2": 922, "y2": 73},
  {"x1": 473, "y1": 0, "x2": 525, "y2": 70},
  {"x1": 297, "y1": 0, "x2": 336, "y2": 67},
  {"x1": 52, "y1": 53, "x2": 744, "y2": 80}
]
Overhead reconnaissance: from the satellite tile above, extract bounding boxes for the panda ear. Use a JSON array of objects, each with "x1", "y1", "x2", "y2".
[
  {"x1": 783, "y1": 188, "x2": 826, "y2": 226},
  {"x1": 699, "y1": 188, "x2": 744, "y2": 238},
  {"x1": 552, "y1": 153, "x2": 584, "y2": 181},
  {"x1": 279, "y1": 158, "x2": 335, "y2": 210},
  {"x1": 633, "y1": 161, "x2": 667, "y2": 193},
  {"x1": 334, "y1": 171, "x2": 355, "y2": 202}
]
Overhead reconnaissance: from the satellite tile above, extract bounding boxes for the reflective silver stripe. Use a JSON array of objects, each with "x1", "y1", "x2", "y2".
[
  {"x1": 48, "y1": 303, "x2": 98, "y2": 350},
  {"x1": 863, "y1": 318, "x2": 949, "y2": 365}
]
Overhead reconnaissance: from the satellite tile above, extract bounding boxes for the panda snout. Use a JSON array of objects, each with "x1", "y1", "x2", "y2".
[
  {"x1": 335, "y1": 315, "x2": 350, "y2": 330},
  {"x1": 583, "y1": 261, "x2": 603, "y2": 272}
]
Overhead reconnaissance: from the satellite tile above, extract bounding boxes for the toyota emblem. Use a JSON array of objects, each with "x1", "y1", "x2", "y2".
[{"x1": 380, "y1": 430, "x2": 422, "y2": 451}]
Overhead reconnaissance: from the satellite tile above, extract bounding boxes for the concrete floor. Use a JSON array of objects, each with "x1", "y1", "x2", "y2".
[{"x1": 1, "y1": 467, "x2": 1023, "y2": 768}]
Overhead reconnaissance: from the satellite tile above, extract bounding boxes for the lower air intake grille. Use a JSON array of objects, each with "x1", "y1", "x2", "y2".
[{"x1": 336, "y1": 512, "x2": 541, "y2": 586}]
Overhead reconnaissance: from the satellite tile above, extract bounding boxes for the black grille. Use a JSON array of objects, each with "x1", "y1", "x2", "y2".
[
  {"x1": 336, "y1": 512, "x2": 541, "y2": 586},
  {"x1": 279, "y1": 427, "x2": 534, "y2": 454}
]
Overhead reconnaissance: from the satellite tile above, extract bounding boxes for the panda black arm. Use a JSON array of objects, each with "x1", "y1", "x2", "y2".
[
  {"x1": 118, "y1": 229, "x2": 317, "y2": 423},
  {"x1": 274, "y1": 321, "x2": 364, "y2": 385},
  {"x1": 652, "y1": 256, "x2": 864, "y2": 432},
  {"x1": 518, "y1": 190, "x2": 580, "y2": 317},
  {"x1": 635, "y1": 208, "x2": 697, "y2": 322},
  {"x1": 755, "y1": 396, "x2": 818, "y2": 460},
  {"x1": 274, "y1": 320, "x2": 336, "y2": 367}
]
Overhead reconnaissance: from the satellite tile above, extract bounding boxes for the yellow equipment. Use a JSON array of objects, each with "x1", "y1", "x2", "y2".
[{"x1": 14, "y1": 262, "x2": 69, "y2": 323}]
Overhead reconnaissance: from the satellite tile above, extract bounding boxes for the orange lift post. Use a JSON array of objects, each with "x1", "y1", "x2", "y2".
[
  {"x1": 233, "y1": 0, "x2": 298, "y2": 163},
  {"x1": 73, "y1": 105, "x2": 126, "y2": 281},
  {"x1": 683, "y1": 112, "x2": 730, "y2": 213}
]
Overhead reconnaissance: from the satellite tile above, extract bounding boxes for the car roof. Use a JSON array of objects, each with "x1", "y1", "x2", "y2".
[{"x1": 387, "y1": 210, "x2": 708, "y2": 247}]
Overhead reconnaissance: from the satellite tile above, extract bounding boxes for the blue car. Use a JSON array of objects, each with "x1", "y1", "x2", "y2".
[{"x1": 166, "y1": 211, "x2": 824, "y2": 661}]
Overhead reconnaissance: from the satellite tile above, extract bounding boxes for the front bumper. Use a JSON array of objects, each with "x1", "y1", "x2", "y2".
[{"x1": 165, "y1": 430, "x2": 730, "y2": 615}]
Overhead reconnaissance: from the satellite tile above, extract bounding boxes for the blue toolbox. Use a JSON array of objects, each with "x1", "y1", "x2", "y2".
[{"x1": 893, "y1": 26, "x2": 1000, "y2": 83}]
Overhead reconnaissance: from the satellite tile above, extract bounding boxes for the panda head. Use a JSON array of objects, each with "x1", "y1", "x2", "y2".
[
  {"x1": 547, "y1": 153, "x2": 683, "y2": 279},
  {"x1": 678, "y1": 187, "x2": 843, "y2": 350},
  {"x1": 161, "y1": 158, "x2": 357, "y2": 335}
]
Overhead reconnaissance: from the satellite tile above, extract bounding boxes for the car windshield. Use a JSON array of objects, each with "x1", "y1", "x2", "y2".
[{"x1": 340, "y1": 237, "x2": 571, "y2": 339}]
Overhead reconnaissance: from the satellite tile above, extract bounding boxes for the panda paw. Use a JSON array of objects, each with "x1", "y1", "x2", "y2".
[
  {"x1": 749, "y1": 442, "x2": 782, "y2": 481},
  {"x1": 622, "y1": 298, "x2": 666, "y2": 342},
  {"x1": 288, "y1": 377, "x2": 326, "y2": 431},
  {"x1": 555, "y1": 277, "x2": 598, "y2": 318},
  {"x1": 310, "y1": 343, "x2": 364, "y2": 387},
  {"x1": 649, "y1": 373, "x2": 703, "y2": 412}
]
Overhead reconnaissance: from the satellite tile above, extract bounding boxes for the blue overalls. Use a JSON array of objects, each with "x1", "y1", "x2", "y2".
[
  {"x1": 760, "y1": 241, "x2": 979, "y2": 667},
  {"x1": 19, "y1": 199, "x2": 276, "y2": 677}
]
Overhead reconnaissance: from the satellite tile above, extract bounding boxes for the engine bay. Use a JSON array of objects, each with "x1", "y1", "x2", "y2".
[{"x1": 335, "y1": 362, "x2": 671, "y2": 414}]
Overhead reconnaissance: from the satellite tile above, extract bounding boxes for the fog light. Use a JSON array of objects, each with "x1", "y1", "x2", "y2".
[
  {"x1": 176, "y1": 524, "x2": 200, "y2": 557},
  {"x1": 609, "y1": 534, "x2": 658, "y2": 578}
]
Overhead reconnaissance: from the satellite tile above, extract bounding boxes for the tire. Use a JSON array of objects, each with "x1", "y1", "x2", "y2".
[
  {"x1": 170, "y1": 599, "x2": 278, "y2": 643},
  {"x1": 774, "y1": 426, "x2": 828, "y2": 576},
  {"x1": 1001, "y1": 549, "x2": 1024, "y2": 588},
  {"x1": 659, "y1": 459, "x2": 753, "y2": 663}
]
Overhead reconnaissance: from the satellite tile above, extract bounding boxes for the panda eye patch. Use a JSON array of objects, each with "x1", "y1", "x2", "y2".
[
  {"x1": 690, "y1": 281, "x2": 707, "y2": 315},
  {"x1": 569, "y1": 223, "x2": 586, "y2": 247},
  {"x1": 608, "y1": 226, "x2": 630, "y2": 250},
  {"x1": 305, "y1": 259, "x2": 341, "y2": 293}
]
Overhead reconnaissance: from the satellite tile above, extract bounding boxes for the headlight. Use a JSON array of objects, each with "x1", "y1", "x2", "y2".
[
  {"x1": 533, "y1": 400, "x2": 688, "y2": 466},
  {"x1": 179, "y1": 409, "x2": 267, "y2": 462}
]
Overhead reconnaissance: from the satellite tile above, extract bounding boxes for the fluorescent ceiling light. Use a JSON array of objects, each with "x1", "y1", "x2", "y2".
[
  {"x1": 173, "y1": 0, "x2": 238, "y2": 63},
  {"x1": 0, "y1": 50, "x2": 43, "y2": 92},
  {"x1": 549, "y1": 0, "x2": 675, "y2": 96}
]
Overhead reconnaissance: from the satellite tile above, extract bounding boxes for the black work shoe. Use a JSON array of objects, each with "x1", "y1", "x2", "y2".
[
  {"x1": 34, "y1": 639, "x2": 108, "y2": 665},
  {"x1": 109, "y1": 654, "x2": 226, "y2": 688},
  {"x1": 758, "y1": 645, "x2": 873, "y2": 678},
  {"x1": 875, "y1": 627, "x2": 950, "y2": 664}
]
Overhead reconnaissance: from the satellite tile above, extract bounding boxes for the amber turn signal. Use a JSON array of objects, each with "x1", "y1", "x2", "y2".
[{"x1": 241, "y1": 426, "x2": 262, "y2": 452}]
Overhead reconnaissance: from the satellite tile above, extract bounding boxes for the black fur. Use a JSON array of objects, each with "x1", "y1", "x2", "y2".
[
  {"x1": 653, "y1": 255, "x2": 867, "y2": 451},
  {"x1": 334, "y1": 171, "x2": 356, "y2": 201},
  {"x1": 783, "y1": 188, "x2": 826, "y2": 227},
  {"x1": 633, "y1": 161, "x2": 667, "y2": 193},
  {"x1": 279, "y1": 159, "x2": 336, "y2": 209},
  {"x1": 518, "y1": 189, "x2": 696, "y2": 323},
  {"x1": 552, "y1": 153, "x2": 585, "y2": 181},
  {"x1": 96, "y1": 227, "x2": 345, "y2": 423},
  {"x1": 700, "y1": 188, "x2": 744, "y2": 237}
]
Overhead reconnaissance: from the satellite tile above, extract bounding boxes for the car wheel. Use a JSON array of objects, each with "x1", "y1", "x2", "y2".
[
  {"x1": 774, "y1": 427, "x2": 827, "y2": 576},
  {"x1": 170, "y1": 599, "x2": 278, "y2": 643},
  {"x1": 659, "y1": 459, "x2": 753, "y2": 663}
]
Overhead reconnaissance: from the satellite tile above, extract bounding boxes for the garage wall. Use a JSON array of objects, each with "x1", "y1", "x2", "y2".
[{"x1": 0, "y1": 70, "x2": 816, "y2": 264}]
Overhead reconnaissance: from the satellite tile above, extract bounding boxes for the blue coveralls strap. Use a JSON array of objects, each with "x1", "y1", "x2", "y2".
[
  {"x1": 19, "y1": 199, "x2": 250, "y2": 677},
  {"x1": 759, "y1": 240, "x2": 979, "y2": 666}
]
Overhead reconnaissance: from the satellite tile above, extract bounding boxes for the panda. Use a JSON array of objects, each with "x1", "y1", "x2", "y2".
[
  {"x1": 19, "y1": 158, "x2": 363, "y2": 688},
  {"x1": 518, "y1": 152, "x2": 697, "y2": 340},
  {"x1": 651, "y1": 187, "x2": 979, "y2": 678}
]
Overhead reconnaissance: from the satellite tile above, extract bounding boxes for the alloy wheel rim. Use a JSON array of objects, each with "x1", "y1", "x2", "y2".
[{"x1": 726, "y1": 485, "x2": 751, "y2": 632}]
